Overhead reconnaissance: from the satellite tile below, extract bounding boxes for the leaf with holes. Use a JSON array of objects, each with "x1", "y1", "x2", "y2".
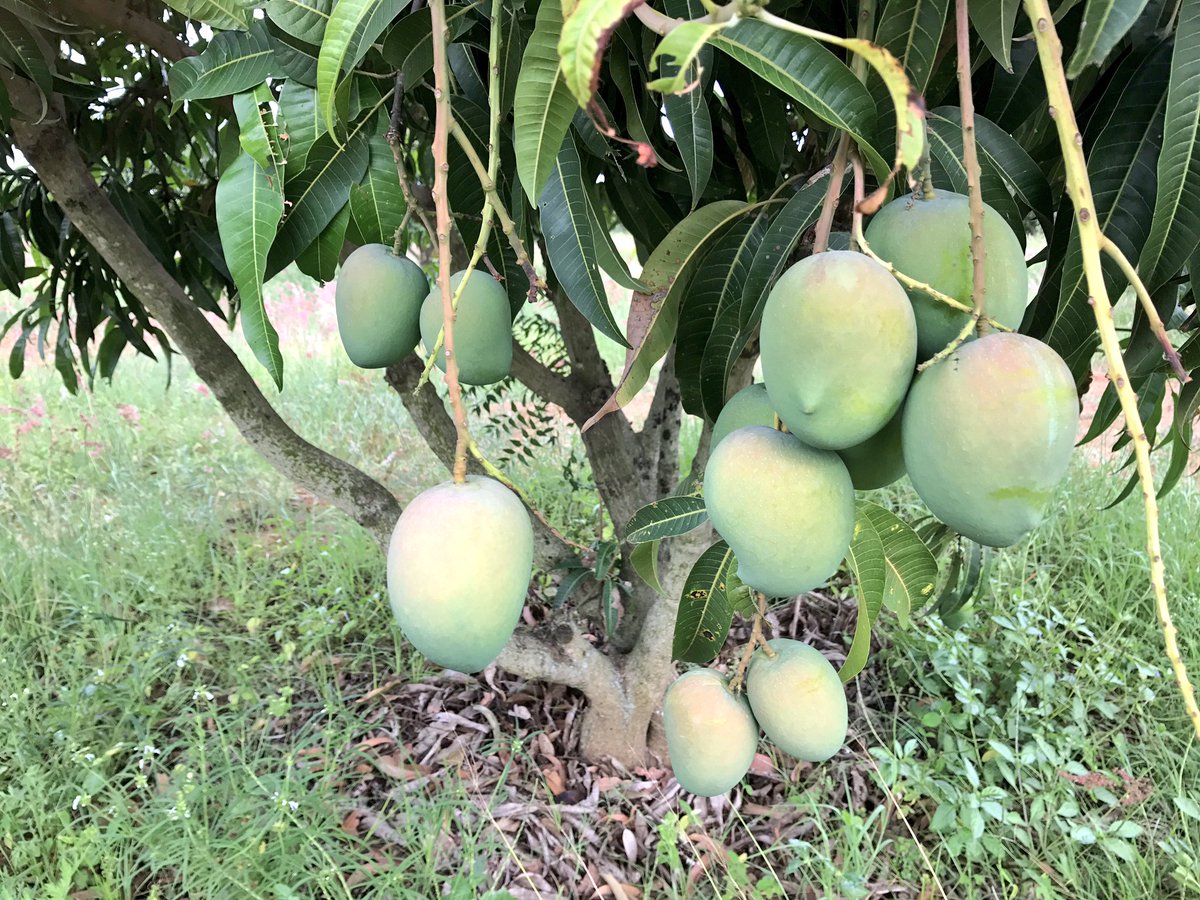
[
  {"x1": 216, "y1": 152, "x2": 285, "y2": 389},
  {"x1": 514, "y1": 0, "x2": 577, "y2": 202},
  {"x1": 625, "y1": 495, "x2": 708, "y2": 544},
  {"x1": 673, "y1": 540, "x2": 738, "y2": 663},
  {"x1": 278, "y1": 79, "x2": 324, "y2": 168},
  {"x1": 169, "y1": 20, "x2": 275, "y2": 102},
  {"x1": 234, "y1": 83, "x2": 285, "y2": 172}
]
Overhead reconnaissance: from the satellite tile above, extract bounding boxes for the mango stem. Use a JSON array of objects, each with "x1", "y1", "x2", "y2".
[{"x1": 729, "y1": 592, "x2": 775, "y2": 693}]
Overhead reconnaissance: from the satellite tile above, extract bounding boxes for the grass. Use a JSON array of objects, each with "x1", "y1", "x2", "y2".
[{"x1": 2, "y1": 274, "x2": 1199, "y2": 897}]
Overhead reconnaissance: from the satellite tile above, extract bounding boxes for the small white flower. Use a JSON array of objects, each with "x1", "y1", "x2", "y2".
[
  {"x1": 83, "y1": 753, "x2": 95, "y2": 762},
  {"x1": 94, "y1": 670, "x2": 104, "y2": 679},
  {"x1": 176, "y1": 655, "x2": 188, "y2": 668},
  {"x1": 288, "y1": 800, "x2": 298, "y2": 811},
  {"x1": 279, "y1": 567, "x2": 292, "y2": 576},
  {"x1": 72, "y1": 795, "x2": 83, "y2": 811},
  {"x1": 319, "y1": 550, "x2": 328, "y2": 557}
]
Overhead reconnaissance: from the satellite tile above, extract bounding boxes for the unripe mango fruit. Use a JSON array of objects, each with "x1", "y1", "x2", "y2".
[
  {"x1": 746, "y1": 638, "x2": 847, "y2": 762},
  {"x1": 386, "y1": 475, "x2": 533, "y2": 673},
  {"x1": 761, "y1": 251, "x2": 917, "y2": 450},
  {"x1": 704, "y1": 426, "x2": 854, "y2": 597},
  {"x1": 864, "y1": 191, "x2": 1027, "y2": 360},
  {"x1": 663, "y1": 669, "x2": 759, "y2": 796},
  {"x1": 902, "y1": 333, "x2": 1079, "y2": 547},
  {"x1": 837, "y1": 407, "x2": 906, "y2": 490},
  {"x1": 334, "y1": 244, "x2": 428, "y2": 368},
  {"x1": 711, "y1": 383, "x2": 776, "y2": 449},
  {"x1": 420, "y1": 270, "x2": 513, "y2": 385}
]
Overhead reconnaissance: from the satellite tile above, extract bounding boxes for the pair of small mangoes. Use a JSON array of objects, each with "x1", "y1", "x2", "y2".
[{"x1": 333, "y1": 243, "x2": 513, "y2": 384}]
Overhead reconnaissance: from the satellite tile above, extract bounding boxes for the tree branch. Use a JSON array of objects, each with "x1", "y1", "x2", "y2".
[
  {"x1": 9, "y1": 80, "x2": 400, "y2": 548},
  {"x1": 509, "y1": 339, "x2": 582, "y2": 415},
  {"x1": 61, "y1": 0, "x2": 195, "y2": 62}
]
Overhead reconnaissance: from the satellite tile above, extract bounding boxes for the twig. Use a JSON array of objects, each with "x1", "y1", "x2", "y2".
[
  {"x1": 386, "y1": 77, "x2": 437, "y2": 247},
  {"x1": 430, "y1": 0, "x2": 470, "y2": 483},
  {"x1": 1099, "y1": 236, "x2": 1189, "y2": 380},
  {"x1": 813, "y1": 135, "x2": 850, "y2": 254},
  {"x1": 954, "y1": 0, "x2": 989, "y2": 336},
  {"x1": 729, "y1": 592, "x2": 775, "y2": 693},
  {"x1": 1025, "y1": 0, "x2": 1199, "y2": 739},
  {"x1": 917, "y1": 311, "x2": 980, "y2": 372},
  {"x1": 850, "y1": 153, "x2": 1012, "y2": 332}
]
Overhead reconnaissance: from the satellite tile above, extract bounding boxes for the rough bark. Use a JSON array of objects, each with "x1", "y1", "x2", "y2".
[{"x1": 8, "y1": 82, "x2": 403, "y2": 547}]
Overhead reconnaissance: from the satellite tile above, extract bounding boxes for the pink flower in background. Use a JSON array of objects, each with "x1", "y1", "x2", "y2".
[
  {"x1": 82, "y1": 441, "x2": 104, "y2": 459},
  {"x1": 117, "y1": 404, "x2": 141, "y2": 426},
  {"x1": 193, "y1": 384, "x2": 211, "y2": 398},
  {"x1": 0, "y1": 446, "x2": 14, "y2": 460},
  {"x1": 28, "y1": 397, "x2": 45, "y2": 418},
  {"x1": 15, "y1": 420, "x2": 37, "y2": 435}
]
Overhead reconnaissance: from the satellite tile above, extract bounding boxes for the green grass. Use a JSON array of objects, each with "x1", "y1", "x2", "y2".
[{"x1": 2, "y1": 304, "x2": 1199, "y2": 896}]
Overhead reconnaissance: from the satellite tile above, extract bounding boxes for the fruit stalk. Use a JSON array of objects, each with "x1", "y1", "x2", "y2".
[
  {"x1": 954, "y1": 0, "x2": 988, "y2": 334},
  {"x1": 729, "y1": 592, "x2": 776, "y2": 693},
  {"x1": 1023, "y1": 0, "x2": 1199, "y2": 738},
  {"x1": 430, "y1": 0, "x2": 471, "y2": 483}
]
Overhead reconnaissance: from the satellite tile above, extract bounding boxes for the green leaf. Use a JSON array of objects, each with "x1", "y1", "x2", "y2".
[
  {"x1": 234, "y1": 83, "x2": 285, "y2": 172},
  {"x1": 630, "y1": 540, "x2": 665, "y2": 594},
  {"x1": 932, "y1": 106, "x2": 1052, "y2": 216},
  {"x1": 926, "y1": 110, "x2": 1024, "y2": 237},
  {"x1": 558, "y1": 0, "x2": 643, "y2": 106},
  {"x1": 216, "y1": 153, "x2": 285, "y2": 389},
  {"x1": 673, "y1": 541, "x2": 738, "y2": 664},
  {"x1": 647, "y1": 20, "x2": 728, "y2": 93},
  {"x1": 266, "y1": 0, "x2": 333, "y2": 45},
  {"x1": 625, "y1": 495, "x2": 708, "y2": 544},
  {"x1": 0, "y1": 9, "x2": 53, "y2": 94},
  {"x1": 162, "y1": 0, "x2": 254, "y2": 31},
  {"x1": 169, "y1": 20, "x2": 275, "y2": 102},
  {"x1": 553, "y1": 565, "x2": 593, "y2": 608},
  {"x1": 267, "y1": 128, "x2": 371, "y2": 276},
  {"x1": 296, "y1": 202, "x2": 350, "y2": 282},
  {"x1": 841, "y1": 504, "x2": 887, "y2": 683},
  {"x1": 266, "y1": 16, "x2": 321, "y2": 85},
  {"x1": 514, "y1": 0, "x2": 577, "y2": 201},
  {"x1": 349, "y1": 131, "x2": 406, "y2": 246},
  {"x1": 1175, "y1": 796, "x2": 1200, "y2": 820},
  {"x1": 317, "y1": 0, "x2": 406, "y2": 134},
  {"x1": 0, "y1": 0, "x2": 81, "y2": 32},
  {"x1": 874, "y1": 0, "x2": 950, "y2": 95},
  {"x1": 711, "y1": 20, "x2": 889, "y2": 182},
  {"x1": 1068, "y1": 0, "x2": 1152, "y2": 77},
  {"x1": 969, "y1": 0, "x2": 1021, "y2": 73},
  {"x1": 677, "y1": 217, "x2": 766, "y2": 415},
  {"x1": 859, "y1": 500, "x2": 938, "y2": 626},
  {"x1": 538, "y1": 137, "x2": 629, "y2": 346},
  {"x1": 278, "y1": 80, "x2": 325, "y2": 169},
  {"x1": 381, "y1": 4, "x2": 475, "y2": 89},
  {"x1": 699, "y1": 176, "x2": 829, "y2": 420},
  {"x1": 1139, "y1": 0, "x2": 1200, "y2": 290},
  {"x1": 583, "y1": 200, "x2": 749, "y2": 430},
  {"x1": 584, "y1": 185, "x2": 647, "y2": 291},
  {"x1": 663, "y1": 69, "x2": 714, "y2": 209}
]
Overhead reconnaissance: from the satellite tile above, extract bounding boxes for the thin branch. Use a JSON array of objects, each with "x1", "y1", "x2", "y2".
[
  {"x1": 729, "y1": 592, "x2": 775, "y2": 693},
  {"x1": 917, "y1": 311, "x2": 980, "y2": 371},
  {"x1": 508, "y1": 341, "x2": 581, "y2": 415},
  {"x1": 386, "y1": 77, "x2": 438, "y2": 247},
  {"x1": 429, "y1": 0, "x2": 470, "y2": 483},
  {"x1": 1025, "y1": 0, "x2": 1199, "y2": 739},
  {"x1": 63, "y1": 0, "x2": 195, "y2": 62},
  {"x1": 954, "y1": 0, "x2": 989, "y2": 335},
  {"x1": 1099, "y1": 236, "x2": 1189, "y2": 381},
  {"x1": 812, "y1": 134, "x2": 850, "y2": 254}
]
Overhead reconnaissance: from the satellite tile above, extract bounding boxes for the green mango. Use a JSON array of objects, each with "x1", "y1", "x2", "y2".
[
  {"x1": 420, "y1": 270, "x2": 513, "y2": 385},
  {"x1": 902, "y1": 333, "x2": 1079, "y2": 547},
  {"x1": 704, "y1": 426, "x2": 854, "y2": 598},
  {"x1": 837, "y1": 407, "x2": 906, "y2": 490},
  {"x1": 711, "y1": 383, "x2": 776, "y2": 449},
  {"x1": 334, "y1": 244, "x2": 428, "y2": 368},
  {"x1": 387, "y1": 475, "x2": 532, "y2": 673},
  {"x1": 864, "y1": 191, "x2": 1027, "y2": 361},
  {"x1": 761, "y1": 251, "x2": 917, "y2": 450},
  {"x1": 746, "y1": 638, "x2": 847, "y2": 762},
  {"x1": 663, "y1": 669, "x2": 759, "y2": 796}
]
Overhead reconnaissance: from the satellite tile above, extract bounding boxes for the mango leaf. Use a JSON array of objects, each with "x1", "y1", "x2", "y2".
[
  {"x1": 514, "y1": 0, "x2": 577, "y2": 202},
  {"x1": 969, "y1": 0, "x2": 1021, "y2": 73},
  {"x1": 216, "y1": 153, "x2": 285, "y2": 389},
  {"x1": 859, "y1": 500, "x2": 938, "y2": 626},
  {"x1": 266, "y1": 0, "x2": 333, "y2": 44},
  {"x1": 874, "y1": 0, "x2": 949, "y2": 95},
  {"x1": 317, "y1": 0, "x2": 406, "y2": 134},
  {"x1": 538, "y1": 137, "x2": 629, "y2": 346},
  {"x1": 1068, "y1": 0, "x2": 1152, "y2": 76},
  {"x1": 381, "y1": 5, "x2": 475, "y2": 89},
  {"x1": 583, "y1": 200, "x2": 749, "y2": 430},
  {"x1": 925, "y1": 109, "x2": 1024, "y2": 236},
  {"x1": 584, "y1": 184, "x2": 647, "y2": 291},
  {"x1": 267, "y1": 127, "x2": 371, "y2": 276},
  {"x1": 677, "y1": 216, "x2": 766, "y2": 415},
  {"x1": 673, "y1": 540, "x2": 738, "y2": 664},
  {"x1": 712, "y1": 20, "x2": 890, "y2": 183},
  {"x1": 647, "y1": 20, "x2": 728, "y2": 93},
  {"x1": 558, "y1": 0, "x2": 644, "y2": 106},
  {"x1": 625, "y1": 495, "x2": 708, "y2": 544},
  {"x1": 233, "y1": 83, "x2": 285, "y2": 172},
  {"x1": 350, "y1": 131, "x2": 406, "y2": 245},
  {"x1": 0, "y1": 9, "x2": 53, "y2": 95},
  {"x1": 553, "y1": 565, "x2": 594, "y2": 609},
  {"x1": 840, "y1": 504, "x2": 887, "y2": 683},
  {"x1": 169, "y1": 20, "x2": 275, "y2": 102},
  {"x1": 837, "y1": 35, "x2": 927, "y2": 172},
  {"x1": 698, "y1": 176, "x2": 829, "y2": 420},
  {"x1": 266, "y1": 16, "x2": 320, "y2": 85},
  {"x1": 661, "y1": 27, "x2": 714, "y2": 211},
  {"x1": 162, "y1": 0, "x2": 254, "y2": 31},
  {"x1": 0, "y1": 0, "x2": 83, "y2": 32},
  {"x1": 1139, "y1": 0, "x2": 1200, "y2": 291},
  {"x1": 630, "y1": 540, "x2": 664, "y2": 594},
  {"x1": 295, "y1": 201, "x2": 350, "y2": 282},
  {"x1": 278, "y1": 80, "x2": 324, "y2": 169}
]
